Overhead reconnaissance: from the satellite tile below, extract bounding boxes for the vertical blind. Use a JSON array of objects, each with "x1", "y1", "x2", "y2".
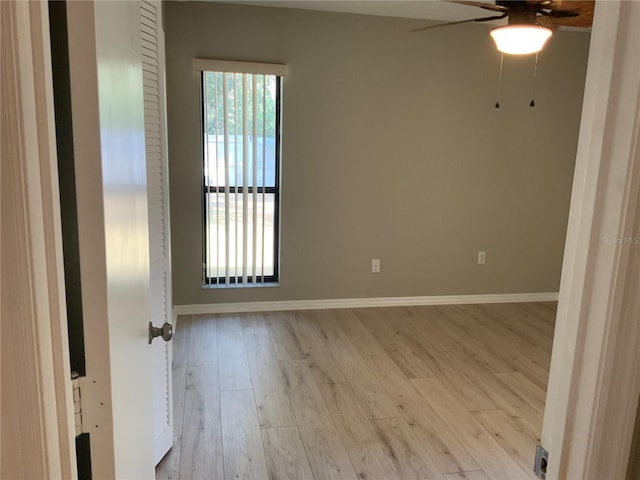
[{"x1": 197, "y1": 60, "x2": 286, "y2": 286}]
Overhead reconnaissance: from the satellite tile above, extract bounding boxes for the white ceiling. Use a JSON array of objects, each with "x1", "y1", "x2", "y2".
[{"x1": 215, "y1": 0, "x2": 505, "y2": 24}]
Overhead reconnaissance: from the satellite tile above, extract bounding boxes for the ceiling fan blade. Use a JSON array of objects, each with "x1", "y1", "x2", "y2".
[
  {"x1": 528, "y1": 0, "x2": 584, "y2": 10},
  {"x1": 537, "y1": 8, "x2": 580, "y2": 17},
  {"x1": 529, "y1": 0, "x2": 594, "y2": 27},
  {"x1": 449, "y1": 1, "x2": 510, "y2": 12},
  {"x1": 412, "y1": 13, "x2": 508, "y2": 32},
  {"x1": 536, "y1": 15, "x2": 561, "y2": 30}
]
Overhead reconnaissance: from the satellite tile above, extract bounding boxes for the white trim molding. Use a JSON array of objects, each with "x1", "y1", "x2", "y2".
[
  {"x1": 1, "y1": 1, "x2": 76, "y2": 478},
  {"x1": 542, "y1": 2, "x2": 640, "y2": 479},
  {"x1": 174, "y1": 292, "x2": 559, "y2": 315}
]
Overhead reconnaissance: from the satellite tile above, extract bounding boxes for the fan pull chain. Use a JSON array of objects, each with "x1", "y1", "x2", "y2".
[
  {"x1": 530, "y1": 52, "x2": 539, "y2": 107},
  {"x1": 495, "y1": 52, "x2": 504, "y2": 109}
]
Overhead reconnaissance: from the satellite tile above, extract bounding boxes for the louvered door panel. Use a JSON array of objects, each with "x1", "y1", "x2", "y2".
[{"x1": 141, "y1": 0, "x2": 174, "y2": 464}]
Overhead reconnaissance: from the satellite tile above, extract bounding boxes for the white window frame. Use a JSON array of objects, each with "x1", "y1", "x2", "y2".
[{"x1": 195, "y1": 59, "x2": 286, "y2": 287}]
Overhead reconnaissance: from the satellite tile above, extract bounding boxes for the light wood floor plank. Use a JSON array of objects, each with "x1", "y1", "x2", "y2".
[
  {"x1": 319, "y1": 382, "x2": 402, "y2": 480},
  {"x1": 461, "y1": 337, "x2": 517, "y2": 374},
  {"x1": 535, "y1": 301, "x2": 558, "y2": 316},
  {"x1": 242, "y1": 315, "x2": 296, "y2": 428},
  {"x1": 446, "y1": 305, "x2": 522, "y2": 350},
  {"x1": 334, "y1": 308, "x2": 386, "y2": 357},
  {"x1": 387, "y1": 347, "x2": 435, "y2": 379},
  {"x1": 220, "y1": 389, "x2": 269, "y2": 480},
  {"x1": 406, "y1": 306, "x2": 466, "y2": 352},
  {"x1": 450, "y1": 305, "x2": 549, "y2": 377},
  {"x1": 173, "y1": 315, "x2": 191, "y2": 368},
  {"x1": 264, "y1": 312, "x2": 306, "y2": 361},
  {"x1": 496, "y1": 372, "x2": 547, "y2": 414},
  {"x1": 473, "y1": 409, "x2": 539, "y2": 480},
  {"x1": 188, "y1": 315, "x2": 218, "y2": 366},
  {"x1": 375, "y1": 308, "x2": 450, "y2": 380},
  {"x1": 358, "y1": 309, "x2": 434, "y2": 378},
  {"x1": 240, "y1": 313, "x2": 268, "y2": 336},
  {"x1": 172, "y1": 366, "x2": 187, "y2": 435},
  {"x1": 428, "y1": 307, "x2": 517, "y2": 375},
  {"x1": 423, "y1": 353, "x2": 496, "y2": 412},
  {"x1": 173, "y1": 317, "x2": 191, "y2": 434},
  {"x1": 431, "y1": 306, "x2": 478, "y2": 342},
  {"x1": 490, "y1": 306, "x2": 544, "y2": 341},
  {"x1": 261, "y1": 426, "x2": 314, "y2": 480},
  {"x1": 367, "y1": 309, "x2": 495, "y2": 411},
  {"x1": 352, "y1": 308, "x2": 398, "y2": 352},
  {"x1": 179, "y1": 366, "x2": 223, "y2": 480},
  {"x1": 509, "y1": 356, "x2": 550, "y2": 392},
  {"x1": 476, "y1": 304, "x2": 552, "y2": 350},
  {"x1": 444, "y1": 471, "x2": 490, "y2": 480},
  {"x1": 367, "y1": 354, "x2": 478, "y2": 474},
  {"x1": 412, "y1": 377, "x2": 530, "y2": 480},
  {"x1": 518, "y1": 303, "x2": 557, "y2": 336},
  {"x1": 376, "y1": 307, "x2": 442, "y2": 356},
  {"x1": 217, "y1": 316, "x2": 252, "y2": 391},
  {"x1": 373, "y1": 417, "x2": 446, "y2": 480},
  {"x1": 291, "y1": 311, "x2": 346, "y2": 384},
  {"x1": 501, "y1": 303, "x2": 555, "y2": 341},
  {"x1": 171, "y1": 303, "x2": 554, "y2": 480},
  {"x1": 313, "y1": 310, "x2": 399, "y2": 419},
  {"x1": 460, "y1": 305, "x2": 551, "y2": 372},
  {"x1": 279, "y1": 360, "x2": 357, "y2": 480},
  {"x1": 156, "y1": 436, "x2": 181, "y2": 480},
  {"x1": 519, "y1": 346, "x2": 552, "y2": 372},
  {"x1": 443, "y1": 352, "x2": 543, "y2": 438}
]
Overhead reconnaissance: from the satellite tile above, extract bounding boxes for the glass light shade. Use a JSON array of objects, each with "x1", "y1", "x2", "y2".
[{"x1": 490, "y1": 25, "x2": 553, "y2": 55}]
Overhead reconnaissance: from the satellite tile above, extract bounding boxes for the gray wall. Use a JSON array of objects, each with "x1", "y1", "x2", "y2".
[{"x1": 164, "y1": 1, "x2": 590, "y2": 306}]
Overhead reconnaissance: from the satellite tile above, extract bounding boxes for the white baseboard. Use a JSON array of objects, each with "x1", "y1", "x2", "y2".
[{"x1": 173, "y1": 292, "x2": 559, "y2": 316}]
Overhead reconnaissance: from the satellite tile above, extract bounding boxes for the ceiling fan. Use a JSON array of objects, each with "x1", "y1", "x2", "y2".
[{"x1": 414, "y1": 1, "x2": 595, "y2": 55}]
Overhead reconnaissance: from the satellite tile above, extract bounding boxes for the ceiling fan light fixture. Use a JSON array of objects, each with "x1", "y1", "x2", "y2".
[{"x1": 490, "y1": 25, "x2": 553, "y2": 55}]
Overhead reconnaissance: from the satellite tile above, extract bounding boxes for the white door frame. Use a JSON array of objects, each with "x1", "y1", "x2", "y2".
[
  {"x1": 0, "y1": 1, "x2": 76, "y2": 478},
  {"x1": 542, "y1": 2, "x2": 640, "y2": 479},
  {"x1": 4, "y1": 0, "x2": 640, "y2": 478}
]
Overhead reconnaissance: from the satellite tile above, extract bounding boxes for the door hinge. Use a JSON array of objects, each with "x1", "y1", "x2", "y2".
[
  {"x1": 71, "y1": 373, "x2": 105, "y2": 436},
  {"x1": 71, "y1": 372, "x2": 86, "y2": 437},
  {"x1": 534, "y1": 444, "x2": 549, "y2": 479}
]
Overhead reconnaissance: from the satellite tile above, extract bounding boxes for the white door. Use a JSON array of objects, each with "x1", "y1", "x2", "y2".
[
  {"x1": 141, "y1": 0, "x2": 175, "y2": 464},
  {"x1": 66, "y1": 1, "x2": 157, "y2": 478}
]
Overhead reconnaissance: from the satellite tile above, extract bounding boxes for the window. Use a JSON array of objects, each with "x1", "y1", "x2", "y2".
[{"x1": 199, "y1": 61, "x2": 285, "y2": 286}]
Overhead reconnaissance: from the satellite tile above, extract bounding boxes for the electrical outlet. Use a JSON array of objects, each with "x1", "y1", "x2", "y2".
[
  {"x1": 371, "y1": 259, "x2": 381, "y2": 273},
  {"x1": 478, "y1": 251, "x2": 486, "y2": 265}
]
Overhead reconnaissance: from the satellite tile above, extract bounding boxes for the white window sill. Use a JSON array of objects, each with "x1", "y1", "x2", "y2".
[{"x1": 201, "y1": 282, "x2": 280, "y2": 290}]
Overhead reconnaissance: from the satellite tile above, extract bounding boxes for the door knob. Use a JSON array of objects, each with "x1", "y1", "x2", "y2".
[{"x1": 149, "y1": 321, "x2": 173, "y2": 344}]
